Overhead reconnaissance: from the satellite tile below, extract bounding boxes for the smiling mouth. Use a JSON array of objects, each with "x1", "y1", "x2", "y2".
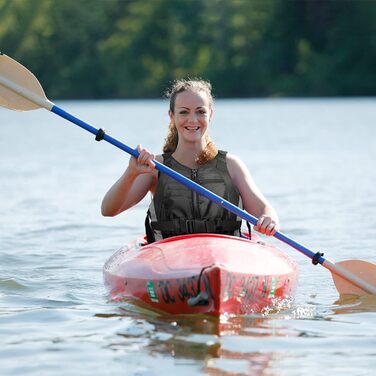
[{"x1": 184, "y1": 126, "x2": 200, "y2": 131}]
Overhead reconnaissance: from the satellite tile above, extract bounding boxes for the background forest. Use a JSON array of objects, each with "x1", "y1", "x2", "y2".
[{"x1": 1, "y1": 0, "x2": 375, "y2": 99}]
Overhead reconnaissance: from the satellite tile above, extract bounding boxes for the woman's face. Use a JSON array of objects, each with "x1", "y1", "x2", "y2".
[{"x1": 169, "y1": 89, "x2": 212, "y2": 145}]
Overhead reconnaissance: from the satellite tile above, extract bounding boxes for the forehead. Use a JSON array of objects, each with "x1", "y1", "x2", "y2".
[{"x1": 175, "y1": 89, "x2": 211, "y2": 108}]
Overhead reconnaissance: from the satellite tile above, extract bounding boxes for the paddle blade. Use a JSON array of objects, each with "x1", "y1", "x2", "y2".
[
  {"x1": 0, "y1": 53, "x2": 48, "y2": 111},
  {"x1": 332, "y1": 260, "x2": 376, "y2": 296}
]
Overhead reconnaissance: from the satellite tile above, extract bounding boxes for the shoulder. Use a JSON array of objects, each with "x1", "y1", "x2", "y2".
[
  {"x1": 226, "y1": 153, "x2": 248, "y2": 172},
  {"x1": 225, "y1": 153, "x2": 252, "y2": 186}
]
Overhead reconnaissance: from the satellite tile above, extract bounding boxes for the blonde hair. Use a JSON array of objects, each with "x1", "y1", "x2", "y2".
[{"x1": 163, "y1": 79, "x2": 218, "y2": 165}]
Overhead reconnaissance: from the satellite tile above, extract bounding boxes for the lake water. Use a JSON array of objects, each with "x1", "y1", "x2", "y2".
[{"x1": 1, "y1": 98, "x2": 375, "y2": 375}]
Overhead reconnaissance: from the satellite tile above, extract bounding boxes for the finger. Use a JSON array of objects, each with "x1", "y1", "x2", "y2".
[
  {"x1": 140, "y1": 153, "x2": 155, "y2": 168},
  {"x1": 270, "y1": 223, "x2": 279, "y2": 236},
  {"x1": 147, "y1": 157, "x2": 156, "y2": 169},
  {"x1": 135, "y1": 144, "x2": 144, "y2": 163},
  {"x1": 266, "y1": 221, "x2": 279, "y2": 236},
  {"x1": 142, "y1": 153, "x2": 155, "y2": 169},
  {"x1": 254, "y1": 216, "x2": 266, "y2": 231},
  {"x1": 138, "y1": 151, "x2": 148, "y2": 164},
  {"x1": 138, "y1": 149, "x2": 150, "y2": 164},
  {"x1": 265, "y1": 222, "x2": 275, "y2": 236},
  {"x1": 136, "y1": 150, "x2": 156, "y2": 171}
]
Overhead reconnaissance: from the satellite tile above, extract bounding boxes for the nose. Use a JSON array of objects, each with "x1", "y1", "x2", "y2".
[{"x1": 188, "y1": 113, "x2": 198, "y2": 124}]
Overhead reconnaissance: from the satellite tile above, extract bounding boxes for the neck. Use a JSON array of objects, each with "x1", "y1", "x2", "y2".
[{"x1": 172, "y1": 141, "x2": 205, "y2": 169}]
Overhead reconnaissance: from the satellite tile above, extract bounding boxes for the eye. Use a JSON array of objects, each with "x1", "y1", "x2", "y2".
[
  {"x1": 179, "y1": 110, "x2": 189, "y2": 115},
  {"x1": 198, "y1": 109, "x2": 207, "y2": 115}
]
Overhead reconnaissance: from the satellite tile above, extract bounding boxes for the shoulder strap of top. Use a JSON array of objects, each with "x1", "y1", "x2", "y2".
[
  {"x1": 217, "y1": 150, "x2": 227, "y2": 159},
  {"x1": 215, "y1": 150, "x2": 228, "y2": 171}
]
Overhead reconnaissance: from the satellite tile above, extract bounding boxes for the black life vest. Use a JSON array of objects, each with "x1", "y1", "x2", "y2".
[{"x1": 145, "y1": 150, "x2": 242, "y2": 242}]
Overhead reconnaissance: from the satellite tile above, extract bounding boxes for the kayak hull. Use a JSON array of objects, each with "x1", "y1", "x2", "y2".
[{"x1": 103, "y1": 233, "x2": 298, "y2": 316}]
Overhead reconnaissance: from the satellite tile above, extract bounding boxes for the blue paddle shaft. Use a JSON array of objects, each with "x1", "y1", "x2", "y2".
[{"x1": 51, "y1": 104, "x2": 324, "y2": 265}]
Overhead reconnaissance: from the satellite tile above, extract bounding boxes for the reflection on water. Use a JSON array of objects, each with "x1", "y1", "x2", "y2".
[
  {"x1": 97, "y1": 306, "x2": 285, "y2": 375},
  {"x1": 333, "y1": 294, "x2": 376, "y2": 314},
  {"x1": 93, "y1": 292, "x2": 376, "y2": 375},
  {"x1": 94, "y1": 303, "x2": 316, "y2": 375}
]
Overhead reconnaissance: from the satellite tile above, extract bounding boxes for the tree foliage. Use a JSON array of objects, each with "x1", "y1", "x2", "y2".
[{"x1": 1, "y1": 0, "x2": 375, "y2": 98}]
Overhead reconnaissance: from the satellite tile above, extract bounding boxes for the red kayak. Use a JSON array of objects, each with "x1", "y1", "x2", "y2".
[{"x1": 103, "y1": 233, "x2": 298, "y2": 316}]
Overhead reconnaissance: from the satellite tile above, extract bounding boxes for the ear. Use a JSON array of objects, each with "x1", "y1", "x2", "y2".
[
  {"x1": 209, "y1": 108, "x2": 213, "y2": 121},
  {"x1": 168, "y1": 110, "x2": 174, "y2": 122}
]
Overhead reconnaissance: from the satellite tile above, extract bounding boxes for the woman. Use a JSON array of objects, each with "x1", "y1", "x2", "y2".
[{"x1": 101, "y1": 79, "x2": 279, "y2": 242}]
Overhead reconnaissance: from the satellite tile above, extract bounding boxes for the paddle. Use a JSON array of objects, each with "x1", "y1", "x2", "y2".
[{"x1": 1, "y1": 53, "x2": 375, "y2": 297}]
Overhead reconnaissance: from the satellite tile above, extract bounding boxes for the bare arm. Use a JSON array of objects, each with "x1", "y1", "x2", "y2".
[
  {"x1": 101, "y1": 145, "x2": 162, "y2": 216},
  {"x1": 227, "y1": 153, "x2": 279, "y2": 236}
]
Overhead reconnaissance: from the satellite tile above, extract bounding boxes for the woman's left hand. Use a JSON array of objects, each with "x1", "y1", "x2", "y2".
[{"x1": 254, "y1": 215, "x2": 279, "y2": 236}]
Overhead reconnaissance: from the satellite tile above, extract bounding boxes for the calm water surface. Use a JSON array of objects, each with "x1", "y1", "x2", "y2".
[{"x1": 1, "y1": 98, "x2": 375, "y2": 375}]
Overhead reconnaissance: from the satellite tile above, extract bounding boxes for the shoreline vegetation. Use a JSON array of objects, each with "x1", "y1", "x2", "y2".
[{"x1": 1, "y1": 0, "x2": 375, "y2": 99}]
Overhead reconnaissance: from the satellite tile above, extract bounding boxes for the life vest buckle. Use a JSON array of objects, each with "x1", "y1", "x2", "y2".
[
  {"x1": 185, "y1": 219, "x2": 209, "y2": 233},
  {"x1": 185, "y1": 219, "x2": 195, "y2": 233}
]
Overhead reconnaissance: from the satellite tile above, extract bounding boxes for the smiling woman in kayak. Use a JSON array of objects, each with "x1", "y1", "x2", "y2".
[{"x1": 101, "y1": 79, "x2": 279, "y2": 242}]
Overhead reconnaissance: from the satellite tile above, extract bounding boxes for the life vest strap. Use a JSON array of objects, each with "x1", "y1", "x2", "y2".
[{"x1": 152, "y1": 218, "x2": 242, "y2": 234}]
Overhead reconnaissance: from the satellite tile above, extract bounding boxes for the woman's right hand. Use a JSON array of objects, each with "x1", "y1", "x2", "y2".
[
  {"x1": 128, "y1": 144, "x2": 156, "y2": 176},
  {"x1": 101, "y1": 144, "x2": 157, "y2": 216}
]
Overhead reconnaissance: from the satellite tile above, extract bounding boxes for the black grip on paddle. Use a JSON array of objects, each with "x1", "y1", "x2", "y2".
[
  {"x1": 95, "y1": 128, "x2": 105, "y2": 141},
  {"x1": 312, "y1": 252, "x2": 324, "y2": 265}
]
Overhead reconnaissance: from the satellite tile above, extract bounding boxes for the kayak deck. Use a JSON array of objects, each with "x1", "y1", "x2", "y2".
[{"x1": 103, "y1": 233, "x2": 298, "y2": 316}]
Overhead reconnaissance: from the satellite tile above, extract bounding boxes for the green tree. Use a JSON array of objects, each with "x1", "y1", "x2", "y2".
[{"x1": 1, "y1": 0, "x2": 375, "y2": 98}]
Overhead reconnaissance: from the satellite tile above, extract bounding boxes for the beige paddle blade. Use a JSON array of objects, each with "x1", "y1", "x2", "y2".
[
  {"x1": 0, "y1": 53, "x2": 48, "y2": 111},
  {"x1": 332, "y1": 260, "x2": 376, "y2": 296}
]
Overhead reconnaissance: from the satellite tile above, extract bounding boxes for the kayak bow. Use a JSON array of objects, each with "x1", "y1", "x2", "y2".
[{"x1": 103, "y1": 233, "x2": 299, "y2": 315}]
